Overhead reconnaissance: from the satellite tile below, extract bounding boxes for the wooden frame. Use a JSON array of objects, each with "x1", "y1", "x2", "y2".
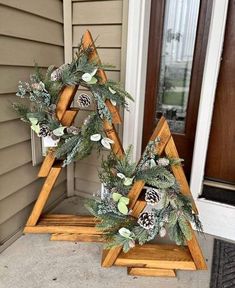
[
  {"x1": 24, "y1": 30, "x2": 206, "y2": 278},
  {"x1": 142, "y1": 0, "x2": 213, "y2": 178},
  {"x1": 101, "y1": 117, "x2": 207, "y2": 276},
  {"x1": 23, "y1": 30, "x2": 124, "y2": 242}
]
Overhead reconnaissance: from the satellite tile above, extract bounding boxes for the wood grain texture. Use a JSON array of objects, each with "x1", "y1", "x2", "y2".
[
  {"x1": 102, "y1": 117, "x2": 171, "y2": 266},
  {"x1": 26, "y1": 165, "x2": 62, "y2": 226},
  {"x1": 127, "y1": 267, "x2": 176, "y2": 277},
  {"x1": 165, "y1": 137, "x2": 198, "y2": 213},
  {"x1": 50, "y1": 233, "x2": 104, "y2": 242},
  {"x1": 102, "y1": 117, "x2": 206, "y2": 272},
  {"x1": 82, "y1": 30, "x2": 122, "y2": 124},
  {"x1": 115, "y1": 244, "x2": 196, "y2": 270}
]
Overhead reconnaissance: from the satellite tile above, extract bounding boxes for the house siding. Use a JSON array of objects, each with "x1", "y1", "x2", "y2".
[
  {"x1": 0, "y1": 0, "x2": 65, "y2": 251},
  {"x1": 72, "y1": 0, "x2": 128, "y2": 197}
]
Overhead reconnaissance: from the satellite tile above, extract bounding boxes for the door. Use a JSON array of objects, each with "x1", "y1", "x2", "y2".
[
  {"x1": 142, "y1": 0, "x2": 213, "y2": 178},
  {"x1": 203, "y1": 0, "x2": 235, "y2": 205}
]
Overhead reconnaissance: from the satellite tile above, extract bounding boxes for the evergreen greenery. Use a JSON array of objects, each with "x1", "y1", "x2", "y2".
[
  {"x1": 85, "y1": 144, "x2": 203, "y2": 252},
  {"x1": 13, "y1": 37, "x2": 132, "y2": 166}
]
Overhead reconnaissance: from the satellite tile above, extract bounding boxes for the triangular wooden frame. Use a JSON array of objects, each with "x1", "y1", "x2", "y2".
[
  {"x1": 101, "y1": 117, "x2": 207, "y2": 277},
  {"x1": 23, "y1": 30, "x2": 206, "y2": 278},
  {"x1": 23, "y1": 30, "x2": 125, "y2": 241}
]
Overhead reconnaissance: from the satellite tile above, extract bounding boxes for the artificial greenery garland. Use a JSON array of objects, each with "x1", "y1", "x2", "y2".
[
  {"x1": 85, "y1": 141, "x2": 202, "y2": 253},
  {"x1": 13, "y1": 41, "x2": 133, "y2": 166}
]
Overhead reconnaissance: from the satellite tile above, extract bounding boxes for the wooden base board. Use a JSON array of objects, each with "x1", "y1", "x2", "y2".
[
  {"x1": 114, "y1": 244, "x2": 197, "y2": 270},
  {"x1": 127, "y1": 267, "x2": 176, "y2": 277},
  {"x1": 50, "y1": 233, "x2": 104, "y2": 242},
  {"x1": 24, "y1": 214, "x2": 101, "y2": 235}
]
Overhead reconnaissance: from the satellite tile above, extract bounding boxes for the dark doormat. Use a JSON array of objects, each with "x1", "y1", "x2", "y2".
[{"x1": 210, "y1": 239, "x2": 235, "y2": 288}]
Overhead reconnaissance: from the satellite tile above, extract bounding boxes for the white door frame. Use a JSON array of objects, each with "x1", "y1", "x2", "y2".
[{"x1": 123, "y1": 0, "x2": 235, "y2": 240}]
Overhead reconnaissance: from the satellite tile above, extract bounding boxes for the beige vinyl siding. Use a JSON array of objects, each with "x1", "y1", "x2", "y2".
[
  {"x1": 72, "y1": 0, "x2": 128, "y2": 196},
  {"x1": 0, "y1": 0, "x2": 64, "y2": 250}
]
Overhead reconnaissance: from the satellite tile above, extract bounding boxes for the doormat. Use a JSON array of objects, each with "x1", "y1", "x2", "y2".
[{"x1": 210, "y1": 239, "x2": 235, "y2": 288}]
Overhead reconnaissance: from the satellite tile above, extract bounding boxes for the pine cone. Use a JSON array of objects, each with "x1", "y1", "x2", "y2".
[
  {"x1": 38, "y1": 124, "x2": 50, "y2": 137},
  {"x1": 137, "y1": 212, "x2": 155, "y2": 230},
  {"x1": 77, "y1": 93, "x2": 92, "y2": 108},
  {"x1": 145, "y1": 188, "x2": 161, "y2": 205}
]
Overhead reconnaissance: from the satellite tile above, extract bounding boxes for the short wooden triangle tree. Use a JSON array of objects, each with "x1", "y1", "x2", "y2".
[{"x1": 100, "y1": 117, "x2": 207, "y2": 277}]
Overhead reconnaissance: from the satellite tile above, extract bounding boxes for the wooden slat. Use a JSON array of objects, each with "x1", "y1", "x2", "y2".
[
  {"x1": 24, "y1": 225, "x2": 100, "y2": 235},
  {"x1": 165, "y1": 136, "x2": 198, "y2": 213},
  {"x1": 50, "y1": 233, "x2": 104, "y2": 242},
  {"x1": 103, "y1": 120, "x2": 124, "y2": 157},
  {"x1": 127, "y1": 267, "x2": 176, "y2": 277},
  {"x1": 187, "y1": 229, "x2": 207, "y2": 270},
  {"x1": 132, "y1": 200, "x2": 146, "y2": 216},
  {"x1": 39, "y1": 214, "x2": 98, "y2": 225},
  {"x1": 82, "y1": 30, "x2": 122, "y2": 124},
  {"x1": 114, "y1": 244, "x2": 196, "y2": 270},
  {"x1": 38, "y1": 150, "x2": 55, "y2": 178},
  {"x1": 26, "y1": 165, "x2": 62, "y2": 226},
  {"x1": 56, "y1": 86, "x2": 78, "y2": 120}
]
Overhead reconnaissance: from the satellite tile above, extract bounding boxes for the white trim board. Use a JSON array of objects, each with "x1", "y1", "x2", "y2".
[
  {"x1": 123, "y1": 0, "x2": 151, "y2": 161},
  {"x1": 190, "y1": 0, "x2": 235, "y2": 240}
]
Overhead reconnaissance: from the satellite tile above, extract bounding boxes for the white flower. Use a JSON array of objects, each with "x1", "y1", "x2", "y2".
[
  {"x1": 110, "y1": 99, "x2": 117, "y2": 106},
  {"x1": 101, "y1": 137, "x2": 114, "y2": 149},
  {"x1": 90, "y1": 134, "x2": 101, "y2": 141},
  {"x1": 119, "y1": 227, "x2": 132, "y2": 239},
  {"x1": 82, "y1": 73, "x2": 92, "y2": 82},
  {"x1": 157, "y1": 157, "x2": 170, "y2": 167}
]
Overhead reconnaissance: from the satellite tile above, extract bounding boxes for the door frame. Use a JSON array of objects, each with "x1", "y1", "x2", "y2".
[{"x1": 123, "y1": 0, "x2": 235, "y2": 240}]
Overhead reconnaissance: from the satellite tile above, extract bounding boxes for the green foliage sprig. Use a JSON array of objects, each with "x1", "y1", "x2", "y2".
[
  {"x1": 85, "y1": 143, "x2": 203, "y2": 252},
  {"x1": 13, "y1": 38, "x2": 133, "y2": 166}
]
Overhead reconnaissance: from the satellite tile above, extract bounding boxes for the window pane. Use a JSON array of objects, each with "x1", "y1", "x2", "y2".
[{"x1": 157, "y1": 0, "x2": 200, "y2": 133}]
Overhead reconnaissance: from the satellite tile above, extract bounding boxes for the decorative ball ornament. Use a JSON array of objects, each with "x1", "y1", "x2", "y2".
[
  {"x1": 137, "y1": 212, "x2": 155, "y2": 230},
  {"x1": 77, "y1": 93, "x2": 92, "y2": 108},
  {"x1": 38, "y1": 124, "x2": 51, "y2": 137},
  {"x1": 145, "y1": 188, "x2": 161, "y2": 205}
]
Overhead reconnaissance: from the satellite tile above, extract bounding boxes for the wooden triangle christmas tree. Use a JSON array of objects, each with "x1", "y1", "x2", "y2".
[
  {"x1": 100, "y1": 117, "x2": 207, "y2": 277},
  {"x1": 23, "y1": 30, "x2": 206, "y2": 278},
  {"x1": 23, "y1": 30, "x2": 124, "y2": 241}
]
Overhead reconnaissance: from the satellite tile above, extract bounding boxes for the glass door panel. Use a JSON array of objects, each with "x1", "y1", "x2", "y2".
[{"x1": 157, "y1": 0, "x2": 200, "y2": 133}]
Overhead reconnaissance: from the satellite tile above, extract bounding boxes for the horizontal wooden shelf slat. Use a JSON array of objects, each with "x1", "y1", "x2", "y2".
[
  {"x1": 50, "y1": 233, "x2": 104, "y2": 242},
  {"x1": 114, "y1": 244, "x2": 196, "y2": 270},
  {"x1": 24, "y1": 225, "x2": 101, "y2": 235},
  {"x1": 127, "y1": 267, "x2": 176, "y2": 277}
]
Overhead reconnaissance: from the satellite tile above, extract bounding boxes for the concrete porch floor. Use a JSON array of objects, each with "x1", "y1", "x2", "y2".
[{"x1": 0, "y1": 197, "x2": 214, "y2": 288}]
